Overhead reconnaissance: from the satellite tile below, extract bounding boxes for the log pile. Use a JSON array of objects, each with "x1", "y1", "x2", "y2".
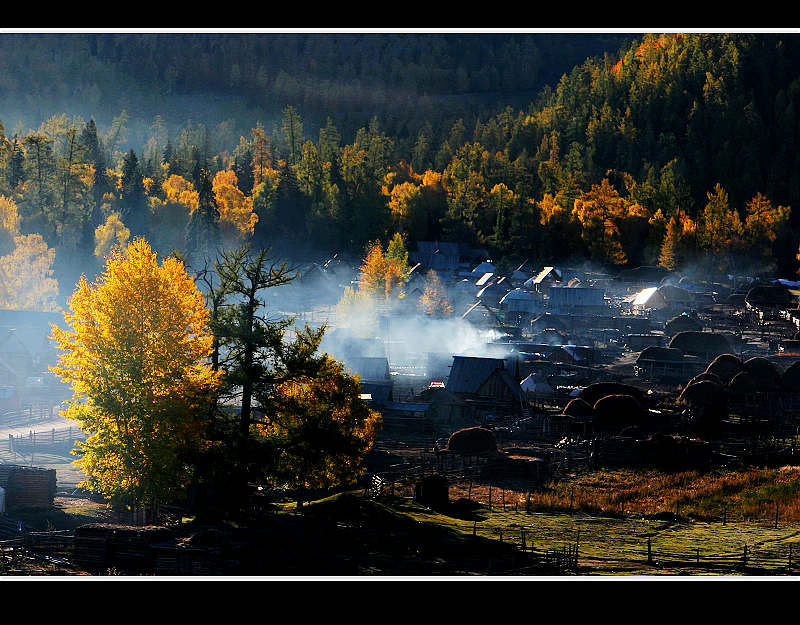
[
  {"x1": 73, "y1": 524, "x2": 173, "y2": 573},
  {"x1": 0, "y1": 465, "x2": 56, "y2": 510}
]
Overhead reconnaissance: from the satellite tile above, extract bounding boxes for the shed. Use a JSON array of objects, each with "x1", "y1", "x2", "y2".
[{"x1": 499, "y1": 288, "x2": 537, "y2": 314}]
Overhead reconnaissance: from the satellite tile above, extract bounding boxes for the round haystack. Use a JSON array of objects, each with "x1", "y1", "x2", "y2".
[
  {"x1": 592, "y1": 394, "x2": 648, "y2": 427},
  {"x1": 446, "y1": 426, "x2": 498, "y2": 456},
  {"x1": 742, "y1": 357, "x2": 782, "y2": 391},
  {"x1": 664, "y1": 314, "x2": 702, "y2": 336},
  {"x1": 687, "y1": 372, "x2": 723, "y2": 386},
  {"x1": 636, "y1": 346, "x2": 684, "y2": 365},
  {"x1": 781, "y1": 361, "x2": 800, "y2": 391},
  {"x1": 578, "y1": 382, "x2": 645, "y2": 407},
  {"x1": 727, "y1": 371, "x2": 759, "y2": 396},
  {"x1": 561, "y1": 398, "x2": 594, "y2": 417},
  {"x1": 705, "y1": 353, "x2": 743, "y2": 385},
  {"x1": 678, "y1": 379, "x2": 724, "y2": 407},
  {"x1": 669, "y1": 331, "x2": 732, "y2": 358}
]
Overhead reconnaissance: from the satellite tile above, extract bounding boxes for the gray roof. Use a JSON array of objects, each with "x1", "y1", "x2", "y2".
[
  {"x1": 446, "y1": 356, "x2": 505, "y2": 394},
  {"x1": 348, "y1": 357, "x2": 390, "y2": 381}
]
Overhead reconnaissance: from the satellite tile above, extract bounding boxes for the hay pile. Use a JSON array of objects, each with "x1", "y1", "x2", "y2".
[
  {"x1": 678, "y1": 379, "x2": 725, "y2": 408},
  {"x1": 561, "y1": 397, "x2": 594, "y2": 417},
  {"x1": 664, "y1": 314, "x2": 702, "y2": 335},
  {"x1": 782, "y1": 361, "x2": 800, "y2": 391},
  {"x1": 669, "y1": 331, "x2": 732, "y2": 358},
  {"x1": 578, "y1": 381, "x2": 645, "y2": 406},
  {"x1": 446, "y1": 426, "x2": 499, "y2": 456},
  {"x1": 705, "y1": 353, "x2": 743, "y2": 385},
  {"x1": 727, "y1": 371, "x2": 759, "y2": 396},
  {"x1": 687, "y1": 372, "x2": 723, "y2": 386},
  {"x1": 592, "y1": 394, "x2": 648, "y2": 427},
  {"x1": 742, "y1": 357, "x2": 782, "y2": 391},
  {"x1": 636, "y1": 346, "x2": 684, "y2": 363}
]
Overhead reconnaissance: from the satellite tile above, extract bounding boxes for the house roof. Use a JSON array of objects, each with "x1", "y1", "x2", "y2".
[
  {"x1": 348, "y1": 357, "x2": 390, "y2": 381},
  {"x1": 446, "y1": 356, "x2": 505, "y2": 394}
]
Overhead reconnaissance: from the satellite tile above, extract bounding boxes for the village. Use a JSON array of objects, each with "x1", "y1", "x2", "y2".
[
  {"x1": 3, "y1": 241, "x2": 800, "y2": 574},
  {"x1": 282, "y1": 241, "x2": 800, "y2": 495}
]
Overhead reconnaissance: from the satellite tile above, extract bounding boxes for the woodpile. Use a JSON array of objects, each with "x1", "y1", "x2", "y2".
[
  {"x1": 73, "y1": 524, "x2": 173, "y2": 573},
  {"x1": 0, "y1": 465, "x2": 56, "y2": 510}
]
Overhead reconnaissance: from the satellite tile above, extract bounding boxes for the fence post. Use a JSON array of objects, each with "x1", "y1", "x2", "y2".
[{"x1": 647, "y1": 537, "x2": 652, "y2": 565}]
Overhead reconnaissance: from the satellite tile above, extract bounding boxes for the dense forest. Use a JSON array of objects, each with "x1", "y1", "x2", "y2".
[{"x1": 2, "y1": 32, "x2": 800, "y2": 312}]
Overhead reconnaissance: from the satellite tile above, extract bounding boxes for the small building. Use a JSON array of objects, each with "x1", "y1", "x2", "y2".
[
  {"x1": 548, "y1": 286, "x2": 606, "y2": 314},
  {"x1": 499, "y1": 288, "x2": 537, "y2": 314}
]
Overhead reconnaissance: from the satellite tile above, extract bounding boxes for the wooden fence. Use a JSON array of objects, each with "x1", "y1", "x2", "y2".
[{"x1": 0, "y1": 426, "x2": 87, "y2": 456}]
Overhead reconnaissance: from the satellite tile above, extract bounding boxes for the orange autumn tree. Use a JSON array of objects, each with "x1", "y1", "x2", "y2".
[
  {"x1": 257, "y1": 325, "x2": 381, "y2": 507},
  {"x1": 50, "y1": 238, "x2": 222, "y2": 509}
]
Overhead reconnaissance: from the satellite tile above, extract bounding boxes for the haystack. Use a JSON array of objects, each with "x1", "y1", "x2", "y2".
[
  {"x1": 669, "y1": 331, "x2": 732, "y2": 358},
  {"x1": 636, "y1": 346, "x2": 684, "y2": 364},
  {"x1": 742, "y1": 356, "x2": 782, "y2": 391},
  {"x1": 664, "y1": 314, "x2": 702, "y2": 335},
  {"x1": 727, "y1": 371, "x2": 759, "y2": 396},
  {"x1": 446, "y1": 426, "x2": 498, "y2": 456},
  {"x1": 578, "y1": 382, "x2": 645, "y2": 407},
  {"x1": 781, "y1": 360, "x2": 800, "y2": 391},
  {"x1": 592, "y1": 394, "x2": 648, "y2": 427},
  {"x1": 705, "y1": 353, "x2": 743, "y2": 385},
  {"x1": 687, "y1": 372, "x2": 723, "y2": 386},
  {"x1": 561, "y1": 397, "x2": 594, "y2": 417},
  {"x1": 678, "y1": 379, "x2": 724, "y2": 407}
]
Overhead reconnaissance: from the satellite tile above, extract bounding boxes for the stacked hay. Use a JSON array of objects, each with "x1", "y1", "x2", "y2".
[
  {"x1": 687, "y1": 372, "x2": 723, "y2": 386},
  {"x1": 578, "y1": 382, "x2": 645, "y2": 407},
  {"x1": 592, "y1": 394, "x2": 648, "y2": 427},
  {"x1": 705, "y1": 354, "x2": 743, "y2": 385},
  {"x1": 678, "y1": 379, "x2": 725, "y2": 408},
  {"x1": 727, "y1": 371, "x2": 759, "y2": 397},
  {"x1": 561, "y1": 398, "x2": 594, "y2": 417},
  {"x1": 782, "y1": 361, "x2": 800, "y2": 392},
  {"x1": 636, "y1": 346, "x2": 684, "y2": 364},
  {"x1": 678, "y1": 378, "x2": 727, "y2": 436},
  {"x1": 669, "y1": 331, "x2": 732, "y2": 359},
  {"x1": 664, "y1": 314, "x2": 702, "y2": 335},
  {"x1": 446, "y1": 426, "x2": 499, "y2": 456},
  {"x1": 742, "y1": 357, "x2": 782, "y2": 391}
]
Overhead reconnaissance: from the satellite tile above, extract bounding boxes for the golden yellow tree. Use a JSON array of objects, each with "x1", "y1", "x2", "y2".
[
  {"x1": 419, "y1": 269, "x2": 453, "y2": 317},
  {"x1": 212, "y1": 170, "x2": 258, "y2": 240},
  {"x1": 93, "y1": 213, "x2": 130, "y2": 259},
  {"x1": 50, "y1": 238, "x2": 222, "y2": 508},
  {"x1": 0, "y1": 234, "x2": 59, "y2": 311},
  {"x1": 162, "y1": 174, "x2": 199, "y2": 212},
  {"x1": 0, "y1": 195, "x2": 22, "y2": 253}
]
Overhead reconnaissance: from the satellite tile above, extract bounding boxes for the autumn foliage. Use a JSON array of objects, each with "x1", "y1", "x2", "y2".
[{"x1": 50, "y1": 238, "x2": 222, "y2": 507}]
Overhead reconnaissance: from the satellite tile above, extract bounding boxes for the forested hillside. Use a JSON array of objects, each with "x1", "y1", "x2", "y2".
[{"x1": 1, "y1": 32, "x2": 800, "y2": 311}]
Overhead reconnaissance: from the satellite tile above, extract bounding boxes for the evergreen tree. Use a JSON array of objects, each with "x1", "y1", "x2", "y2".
[{"x1": 120, "y1": 149, "x2": 149, "y2": 237}]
